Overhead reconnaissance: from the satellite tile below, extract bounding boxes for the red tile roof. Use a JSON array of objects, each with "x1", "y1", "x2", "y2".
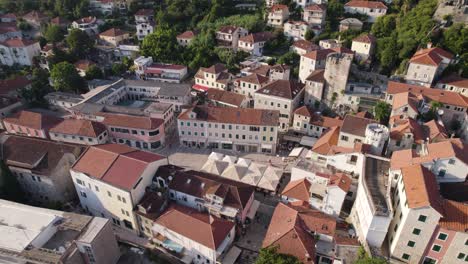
[
  {"x1": 304, "y1": 4, "x2": 325, "y2": 11},
  {"x1": 303, "y1": 49, "x2": 334, "y2": 60},
  {"x1": 328, "y1": 173, "x2": 352, "y2": 192},
  {"x1": 439, "y1": 199, "x2": 468, "y2": 232},
  {"x1": 202, "y1": 63, "x2": 227, "y2": 74},
  {"x1": 217, "y1": 25, "x2": 240, "y2": 34},
  {"x1": 177, "y1": 30, "x2": 198, "y2": 39},
  {"x1": 0, "y1": 38, "x2": 37, "y2": 47},
  {"x1": 390, "y1": 118, "x2": 425, "y2": 143},
  {"x1": 353, "y1": 33, "x2": 376, "y2": 44},
  {"x1": 282, "y1": 178, "x2": 311, "y2": 201},
  {"x1": 292, "y1": 40, "x2": 319, "y2": 51},
  {"x1": 0, "y1": 76, "x2": 31, "y2": 95},
  {"x1": 239, "y1": 32, "x2": 273, "y2": 44},
  {"x1": 409, "y1": 47, "x2": 453, "y2": 66},
  {"x1": 3, "y1": 110, "x2": 62, "y2": 130},
  {"x1": 387, "y1": 81, "x2": 468, "y2": 107},
  {"x1": 49, "y1": 119, "x2": 107, "y2": 137},
  {"x1": 423, "y1": 120, "x2": 448, "y2": 142},
  {"x1": 178, "y1": 106, "x2": 279, "y2": 126},
  {"x1": 340, "y1": 114, "x2": 375, "y2": 137},
  {"x1": 438, "y1": 74, "x2": 468, "y2": 89},
  {"x1": 72, "y1": 144, "x2": 165, "y2": 190},
  {"x1": 135, "y1": 9, "x2": 154, "y2": 16},
  {"x1": 256, "y1": 80, "x2": 304, "y2": 100},
  {"x1": 345, "y1": 0, "x2": 387, "y2": 9},
  {"x1": 401, "y1": 165, "x2": 444, "y2": 215},
  {"x1": 74, "y1": 60, "x2": 95, "y2": 71},
  {"x1": 155, "y1": 205, "x2": 235, "y2": 250},
  {"x1": 236, "y1": 73, "x2": 269, "y2": 85},
  {"x1": 305, "y1": 69, "x2": 325, "y2": 83},
  {"x1": 270, "y1": 4, "x2": 289, "y2": 11},
  {"x1": 100, "y1": 112, "x2": 164, "y2": 130},
  {"x1": 74, "y1": 16, "x2": 96, "y2": 24},
  {"x1": 206, "y1": 88, "x2": 247, "y2": 107},
  {"x1": 99, "y1": 28, "x2": 128, "y2": 37}
]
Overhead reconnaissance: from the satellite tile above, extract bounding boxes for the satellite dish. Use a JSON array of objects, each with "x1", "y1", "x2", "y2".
[{"x1": 437, "y1": 109, "x2": 444, "y2": 116}]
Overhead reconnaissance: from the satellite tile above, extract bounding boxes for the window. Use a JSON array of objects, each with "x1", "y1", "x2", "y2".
[
  {"x1": 407, "y1": 241, "x2": 415, "y2": 247},
  {"x1": 95, "y1": 185, "x2": 99, "y2": 192},
  {"x1": 448, "y1": 158, "x2": 455, "y2": 165},
  {"x1": 457, "y1": 253, "x2": 466, "y2": 260},
  {"x1": 149, "y1": 130, "x2": 160, "y2": 136},
  {"x1": 341, "y1": 135, "x2": 349, "y2": 141},
  {"x1": 418, "y1": 215, "x2": 427, "y2": 222},
  {"x1": 437, "y1": 233, "x2": 448, "y2": 240},
  {"x1": 412, "y1": 228, "x2": 421, "y2": 235},
  {"x1": 431, "y1": 244, "x2": 441, "y2": 252},
  {"x1": 76, "y1": 179, "x2": 84, "y2": 185},
  {"x1": 122, "y1": 197, "x2": 126, "y2": 203},
  {"x1": 80, "y1": 191, "x2": 87, "y2": 198},
  {"x1": 117, "y1": 195, "x2": 121, "y2": 201},
  {"x1": 438, "y1": 169, "x2": 446, "y2": 177},
  {"x1": 402, "y1": 254, "x2": 410, "y2": 260},
  {"x1": 121, "y1": 209, "x2": 125, "y2": 215},
  {"x1": 107, "y1": 191, "x2": 112, "y2": 197}
]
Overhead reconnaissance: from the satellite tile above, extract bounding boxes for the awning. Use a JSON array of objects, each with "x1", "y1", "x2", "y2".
[
  {"x1": 289, "y1": 147, "x2": 304, "y2": 157},
  {"x1": 246, "y1": 200, "x2": 261, "y2": 219},
  {"x1": 300, "y1": 136, "x2": 318, "y2": 147},
  {"x1": 221, "y1": 246, "x2": 242, "y2": 264},
  {"x1": 261, "y1": 144, "x2": 273, "y2": 149},
  {"x1": 192, "y1": 84, "x2": 210, "y2": 92}
]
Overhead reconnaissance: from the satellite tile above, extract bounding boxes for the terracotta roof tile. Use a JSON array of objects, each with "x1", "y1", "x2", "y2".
[
  {"x1": 74, "y1": 16, "x2": 96, "y2": 24},
  {"x1": 49, "y1": 119, "x2": 107, "y2": 138},
  {"x1": 423, "y1": 120, "x2": 448, "y2": 142},
  {"x1": 410, "y1": 47, "x2": 453, "y2": 66},
  {"x1": 292, "y1": 40, "x2": 319, "y2": 51},
  {"x1": 302, "y1": 49, "x2": 334, "y2": 60},
  {"x1": 99, "y1": 28, "x2": 128, "y2": 37},
  {"x1": 100, "y1": 112, "x2": 164, "y2": 130},
  {"x1": 345, "y1": 0, "x2": 387, "y2": 9},
  {"x1": 304, "y1": 4, "x2": 326, "y2": 11},
  {"x1": 0, "y1": 38, "x2": 37, "y2": 47},
  {"x1": 74, "y1": 60, "x2": 95, "y2": 71},
  {"x1": 305, "y1": 69, "x2": 325, "y2": 83},
  {"x1": 3, "y1": 110, "x2": 62, "y2": 130},
  {"x1": 390, "y1": 118, "x2": 425, "y2": 143},
  {"x1": 294, "y1": 106, "x2": 314, "y2": 117},
  {"x1": 439, "y1": 199, "x2": 468, "y2": 232},
  {"x1": 178, "y1": 106, "x2": 279, "y2": 126},
  {"x1": 328, "y1": 173, "x2": 352, "y2": 192},
  {"x1": 353, "y1": 33, "x2": 376, "y2": 44},
  {"x1": 0, "y1": 76, "x2": 31, "y2": 95},
  {"x1": 236, "y1": 73, "x2": 269, "y2": 85},
  {"x1": 282, "y1": 178, "x2": 311, "y2": 201},
  {"x1": 206, "y1": 88, "x2": 247, "y2": 107},
  {"x1": 177, "y1": 30, "x2": 198, "y2": 39},
  {"x1": 270, "y1": 4, "x2": 289, "y2": 11},
  {"x1": 217, "y1": 25, "x2": 240, "y2": 34},
  {"x1": 239, "y1": 32, "x2": 273, "y2": 44},
  {"x1": 155, "y1": 205, "x2": 235, "y2": 249},
  {"x1": 438, "y1": 74, "x2": 468, "y2": 89},
  {"x1": 340, "y1": 114, "x2": 375, "y2": 137},
  {"x1": 135, "y1": 9, "x2": 153, "y2": 16},
  {"x1": 256, "y1": 80, "x2": 304, "y2": 100}
]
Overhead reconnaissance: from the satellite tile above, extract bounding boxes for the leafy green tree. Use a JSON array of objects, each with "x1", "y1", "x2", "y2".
[
  {"x1": 18, "y1": 21, "x2": 32, "y2": 31},
  {"x1": 66, "y1": 28, "x2": 94, "y2": 57},
  {"x1": 85, "y1": 65, "x2": 103, "y2": 80},
  {"x1": 305, "y1": 29, "x2": 315, "y2": 41},
  {"x1": 50, "y1": 61, "x2": 85, "y2": 92},
  {"x1": 376, "y1": 33, "x2": 398, "y2": 74},
  {"x1": 441, "y1": 23, "x2": 467, "y2": 55},
  {"x1": 371, "y1": 15, "x2": 397, "y2": 38},
  {"x1": 44, "y1": 24, "x2": 64, "y2": 43},
  {"x1": 141, "y1": 25, "x2": 181, "y2": 63},
  {"x1": 255, "y1": 247, "x2": 301, "y2": 264},
  {"x1": 19, "y1": 67, "x2": 51, "y2": 107},
  {"x1": 355, "y1": 246, "x2": 387, "y2": 264},
  {"x1": 373, "y1": 101, "x2": 391, "y2": 124},
  {"x1": 111, "y1": 63, "x2": 127, "y2": 76}
]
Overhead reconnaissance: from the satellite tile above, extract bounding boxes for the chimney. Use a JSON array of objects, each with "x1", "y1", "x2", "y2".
[{"x1": 427, "y1": 42, "x2": 433, "y2": 49}]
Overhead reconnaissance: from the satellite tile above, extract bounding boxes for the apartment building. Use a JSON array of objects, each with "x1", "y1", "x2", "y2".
[
  {"x1": 303, "y1": 4, "x2": 326, "y2": 29},
  {"x1": 0, "y1": 38, "x2": 41, "y2": 66},
  {"x1": 3, "y1": 110, "x2": 62, "y2": 139},
  {"x1": 194, "y1": 63, "x2": 233, "y2": 91},
  {"x1": 386, "y1": 81, "x2": 468, "y2": 128},
  {"x1": 254, "y1": 80, "x2": 305, "y2": 131},
  {"x1": 350, "y1": 155, "x2": 393, "y2": 248},
  {"x1": 283, "y1": 20, "x2": 309, "y2": 40},
  {"x1": 49, "y1": 118, "x2": 109, "y2": 145},
  {"x1": 238, "y1": 32, "x2": 273, "y2": 56},
  {"x1": 351, "y1": 34, "x2": 376, "y2": 62},
  {"x1": 156, "y1": 169, "x2": 255, "y2": 223},
  {"x1": 134, "y1": 56, "x2": 188, "y2": 83},
  {"x1": 299, "y1": 49, "x2": 334, "y2": 82},
  {"x1": 70, "y1": 144, "x2": 168, "y2": 234},
  {"x1": 344, "y1": 0, "x2": 388, "y2": 22},
  {"x1": 1, "y1": 135, "x2": 85, "y2": 204},
  {"x1": 152, "y1": 205, "x2": 236, "y2": 264},
  {"x1": 436, "y1": 74, "x2": 468, "y2": 97},
  {"x1": 0, "y1": 200, "x2": 120, "y2": 264},
  {"x1": 99, "y1": 27, "x2": 130, "y2": 46},
  {"x1": 387, "y1": 165, "x2": 444, "y2": 263},
  {"x1": 135, "y1": 9, "x2": 154, "y2": 40},
  {"x1": 267, "y1": 4, "x2": 289, "y2": 27},
  {"x1": 71, "y1": 16, "x2": 99, "y2": 35},
  {"x1": 390, "y1": 139, "x2": 468, "y2": 183},
  {"x1": 337, "y1": 114, "x2": 378, "y2": 148},
  {"x1": 405, "y1": 46, "x2": 454, "y2": 87},
  {"x1": 215, "y1": 25, "x2": 248, "y2": 50},
  {"x1": 233, "y1": 73, "x2": 269, "y2": 97},
  {"x1": 292, "y1": 105, "x2": 343, "y2": 137},
  {"x1": 177, "y1": 106, "x2": 279, "y2": 153}
]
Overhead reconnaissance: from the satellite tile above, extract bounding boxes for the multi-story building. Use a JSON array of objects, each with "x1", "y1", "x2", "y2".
[
  {"x1": 155, "y1": 168, "x2": 255, "y2": 223},
  {"x1": 436, "y1": 74, "x2": 468, "y2": 97},
  {"x1": 337, "y1": 114, "x2": 377, "y2": 148},
  {"x1": 135, "y1": 190, "x2": 168, "y2": 238},
  {"x1": 1, "y1": 135, "x2": 85, "y2": 204},
  {"x1": 70, "y1": 144, "x2": 168, "y2": 234},
  {"x1": 194, "y1": 63, "x2": 233, "y2": 91},
  {"x1": 385, "y1": 81, "x2": 468, "y2": 127},
  {"x1": 321, "y1": 50, "x2": 354, "y2": 106},
  {"x1": 99, "y1": 27, "x2": 130, "y2": 46},
  {"x1": 303, "y1": 69, "x2": 325, "y2": 105},
  {"x1": 351, "y1": 33, "x2": 376, "y2": 62},
  {"x1": 71, "y1": 16, "x2": 99, "y2": 35},
  {"x1": 299, "y1": 48, "x2": 334, "y2": 82},
  {"x1": 49, "y1": 119, "x2": 109, "y2": 145},
  {"x1": 254, "y1": 80, "x2": 305, "y2": 131},
  {"x1": 292, "y1": 105, "x2": 343, "y2": 137},
  {"x1": 350, "y1": 155, "x2": 393, "y2": 248},
  {"x1": 0, "y1": 38, "x2": 41, "y2": 66},
  {"x1": 265, "y1": 0, "x2": 279, "y2": 8},
  {"x1": 339, "y1": 18, "x2": 363, "y2": 32},
  {"x1": 215, "y1": 25, "x2": 248, "y2": 50},
  {"x1": 290, "y1": 39, "x2": 319, "y2": 55},
  {"x1": 319, "y1": 39, "x2": 342, "y2": 49},
  {"x1": 134, "y1": 56, "x2": 188, "y2": 83},
  {"x1": 3, "y1": 110, "x2": 62, "y2": 139},
  {"x1": 344, "y1": 0, "x2": 388, "y2": 22},
  {"x1": 387, "y1": 165, "x2": 444, "y2": 263},
  {"x1": 238, "y1": 32, "x2": 273, "y2": 56},
  {"x1": 390, "y1": 138, "x2": 468, "y2": 183},
  {"x1": 405, "y1": 46, "x2": 454, "y2": 87},
  {"x1": 99, "y1": 112, "x2": 165, "y2": 150},
  {"x1": 0, "y1": 200, "x2": 121, "y2": 264},
  {"x1": 233, "y1": 73, "x2": 270, "y2": 97},
  {"x1": 135, "y1": 9, "x2": 155, "y2": 40},
  {"x1": 177, "y1": 106, "x2": 280, "y2": 153},
  {"x1": 303, "y1": 4, "x2": 326, "y2": 30},
  {"x1": 283, "y1": 20, "x2": 309, "y2": 40},
  {"x1": 89, "y1": 0, "x2": 126, "y2": 15},
  {"x1": 176, "y1": 30, "x2": 198, "y2": 46},
  {"x1": 267, "y1": 4, "x2": 289, "y2": 27},
  {"x1": 152, "y1": 205, "x2": 236, "y2": 264}
]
